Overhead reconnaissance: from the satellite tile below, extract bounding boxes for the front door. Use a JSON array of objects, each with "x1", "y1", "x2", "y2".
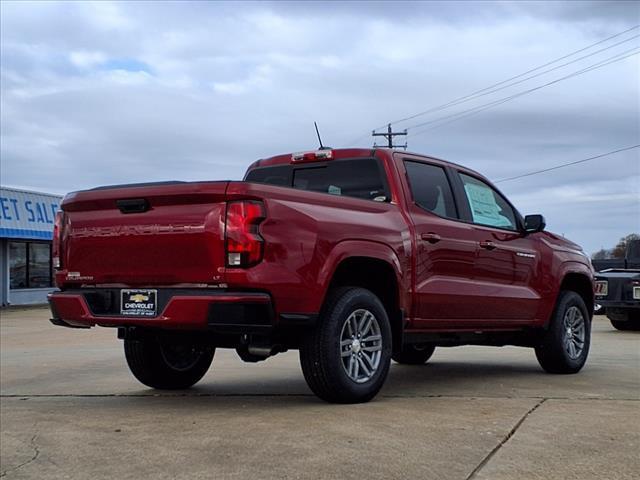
[{"x1": 456, "y1": 172, "x2": 541, "y2": 321}]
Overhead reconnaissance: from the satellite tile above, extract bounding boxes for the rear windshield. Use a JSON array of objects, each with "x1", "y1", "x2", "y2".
[
  {"x1": 245, "y1": 158, "x2": 389, "y2": 202},
  {"x1": 244, "y1": 165, "x2": 291, "y2": 187}
]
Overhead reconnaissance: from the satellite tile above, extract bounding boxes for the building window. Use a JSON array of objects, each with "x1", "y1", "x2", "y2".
[
  {"x1": 9, "y1": 243, "x2": 27, "y2": 289},
  {"x1": 9, "y1": 241, "x2": 52, "y2": 289}
]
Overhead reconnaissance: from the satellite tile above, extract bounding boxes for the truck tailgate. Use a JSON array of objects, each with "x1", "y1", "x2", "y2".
[{"x1": 59, "y1": 181, "x2": 229, "y2": 286}]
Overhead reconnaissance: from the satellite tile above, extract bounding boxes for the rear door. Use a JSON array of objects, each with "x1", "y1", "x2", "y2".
[
  {"x1": 453, "y1": 171, "x2": 541, "y2": 320},
  {"x1": 398, "y1": 156, "x2": 480, "y2": 328}
]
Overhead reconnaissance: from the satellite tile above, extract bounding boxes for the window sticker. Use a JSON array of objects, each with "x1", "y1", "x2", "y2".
[{"x1": 464, "y1": 183, "x2": 512, "y2": 228}]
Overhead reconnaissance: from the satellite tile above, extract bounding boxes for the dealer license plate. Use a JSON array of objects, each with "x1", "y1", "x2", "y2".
[{"x1": 120, "y1": 289, "x2": 157, "y2": 317}]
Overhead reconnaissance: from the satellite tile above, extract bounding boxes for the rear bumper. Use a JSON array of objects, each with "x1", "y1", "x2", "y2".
[
  {"x1": 48, "y1": 289, "x2": 276, "y2": 331},
  {"x1": 596, "y1": 300, "x2": 640, "y2": 311},
  {"x1": 595, "y1": 299, "x2": 640, "y2": 309}
]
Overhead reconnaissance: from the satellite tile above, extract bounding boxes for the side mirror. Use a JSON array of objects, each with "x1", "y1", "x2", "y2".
[{"x1": 524, "y1": 214, "x2": 546, "y2": 233}]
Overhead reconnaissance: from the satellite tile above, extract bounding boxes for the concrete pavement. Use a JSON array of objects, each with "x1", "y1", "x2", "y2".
[{"x1": 1, "y1": 307, "x2": 638, "y2": 479}]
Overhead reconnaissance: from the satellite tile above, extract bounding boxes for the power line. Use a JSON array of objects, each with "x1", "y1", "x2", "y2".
[
  {"x1": 409, "y1": 48, "x2": 639, "y2": 136},
  {"x1": 385, "y1": 24, "x2": 640, "y2": 128},
  {"x1": 403, "y1": 34, "x2": 639, "y2": 130},
  {"x1": 345, "y1": 24, "x2": 640, "y2": 146},
  {"x1": 407, "y1": 48, "x2": 640, "y2": 137},
  {"x1": 493, "y1": 145, "x2": 640, "y2": 183}
]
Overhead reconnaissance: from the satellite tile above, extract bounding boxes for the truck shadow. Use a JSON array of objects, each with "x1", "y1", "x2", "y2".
[
  {"x1": 385, "y1": 361, "x2": 546, "y2": 394},
  {"x1": 119, "y1": 359, "x2": 549, "y2": 405}
]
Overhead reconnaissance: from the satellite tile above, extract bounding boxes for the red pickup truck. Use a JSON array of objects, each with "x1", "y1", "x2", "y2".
[{"x1": 49, "y1": 148, "x2": 594, "y2": 403}]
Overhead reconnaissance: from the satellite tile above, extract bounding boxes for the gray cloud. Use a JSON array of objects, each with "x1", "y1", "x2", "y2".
[{"x1": 1, "y1": 0, "x2": 638, "y2": 254}]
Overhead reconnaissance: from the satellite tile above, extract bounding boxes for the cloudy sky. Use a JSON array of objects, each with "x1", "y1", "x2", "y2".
[{"x1": 1, "y1": 0, "x2": 638, "y2": 254}]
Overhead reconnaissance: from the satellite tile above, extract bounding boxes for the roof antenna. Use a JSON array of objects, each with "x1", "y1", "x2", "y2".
[{"x1": 314, "y1": 122, "x2": 330, "y2": 150}]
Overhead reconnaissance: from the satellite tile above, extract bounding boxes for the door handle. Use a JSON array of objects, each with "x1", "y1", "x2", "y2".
[
  {"x1": 479, "y1": 240, "x2": 497, "y2": 250},
  {"x1": 421, "y1": 233, "x2": 441, "y2": 244}
]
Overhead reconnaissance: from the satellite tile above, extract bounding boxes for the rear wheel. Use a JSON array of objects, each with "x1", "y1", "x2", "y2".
[
  {"x1": 124, "y1": 337, "x2": 214, "y2": 389},
  {"x1": 299, "y1": 287, "x2": 392, "y2": 404},
  {"x1": 535, "y1": 290, "x2": 590, "y2": 374},
  {"x1": 392, "y1": 344, "x2": 436, "y2": 365}
]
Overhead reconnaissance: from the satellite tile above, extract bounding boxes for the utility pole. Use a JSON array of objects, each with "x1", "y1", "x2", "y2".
[{"x1": 372, "y1": 124, "x2": 407, "y2": 149}]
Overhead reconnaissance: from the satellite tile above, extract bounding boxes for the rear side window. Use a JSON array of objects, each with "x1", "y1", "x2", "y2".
[
  {"x1": 404, "y1": 161, "x2": 457, "y2": 219},
  {"x1": 245, "y1": 165, "x2": 292, "y2": 186},
  {"x1": 459, "y1": 173, "x2": 517, "y2": 230},
  {"x1": 293, "y1": 159, "x2": 389, "y2": 201}
]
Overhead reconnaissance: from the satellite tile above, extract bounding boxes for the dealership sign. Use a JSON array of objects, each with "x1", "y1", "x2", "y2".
[{"x1": 0, "y1": 187, "x2": 63, "y2": 240}]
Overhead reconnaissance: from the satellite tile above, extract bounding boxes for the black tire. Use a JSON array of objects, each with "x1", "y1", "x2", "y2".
[
  {"x1": 608, "y1": 310, "x2": 640, "y2": 331},
  {"x1": 124, "y1": 337, "x2": 214, "y2": 389},
  {"x1": 392, "y1": 344, "x2": 436, "y2": 365},
  {"x1": 610, "y1": 319, "x2": 635, "y2": 331},
  {"x1": 535, "y1": 290, "x2": 591, "y2": 374},
  {"x1": 299, "y1": 287, "x2": 392, "y2": 404}
]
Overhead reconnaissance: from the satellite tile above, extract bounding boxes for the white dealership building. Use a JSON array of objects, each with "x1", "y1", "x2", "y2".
[{"x1": 0, "y1": 186, "x2": 63, "y2": 306}]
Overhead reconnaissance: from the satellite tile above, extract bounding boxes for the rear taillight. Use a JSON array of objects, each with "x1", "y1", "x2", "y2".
[
  {"x1": 225, "y1": 201, "x2": 266, "y2": 267},
  {"x1": 52, "y1": 211, "x2": 65, "y2": 269}
]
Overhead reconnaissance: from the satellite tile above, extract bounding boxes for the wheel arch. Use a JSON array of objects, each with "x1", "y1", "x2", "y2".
[
  {"x1": 558, "y1": 268, "x2": 595, "y2": 318},
  {"x1": 320, "y1": 244, "x2": 405, "y2": 352}
]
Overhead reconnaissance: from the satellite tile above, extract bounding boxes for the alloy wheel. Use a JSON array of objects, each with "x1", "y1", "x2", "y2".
[
  {"x1": 340, "y1": 309, "x2": 383, "y2": 383},
  {"x1": 563, "y1": 306, "x2": 586, "y2": 360}
]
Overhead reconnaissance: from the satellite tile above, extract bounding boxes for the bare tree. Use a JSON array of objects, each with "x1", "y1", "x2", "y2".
[
  {"x1": 591, "y1": 248, "x2": 610, "y2": 260},
  {"x1": 611, "y1": 233, "x2": 640, "y2": 258}
]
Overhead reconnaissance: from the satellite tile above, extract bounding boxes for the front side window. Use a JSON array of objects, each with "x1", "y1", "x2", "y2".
[
  {"x1": 459, "y1": 173, "x2": 517, "y2": 230},
  {"x1": 404, "y1": 160, "x2": 457, "y2": 219}
]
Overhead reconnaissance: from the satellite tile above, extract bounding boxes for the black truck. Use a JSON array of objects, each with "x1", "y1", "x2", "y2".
[{"x1": 593, "y1": 239, "x2": 640, "y2": 331}]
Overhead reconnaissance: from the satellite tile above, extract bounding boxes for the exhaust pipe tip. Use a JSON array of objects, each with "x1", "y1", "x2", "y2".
[{"x1": 247, "y1": 345, "x2": 276, "y2": 357}]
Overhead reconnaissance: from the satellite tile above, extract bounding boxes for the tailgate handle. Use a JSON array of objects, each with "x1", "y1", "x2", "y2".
[{"x1": 116, "y1": 198, "x2": 150, "y2": 214}]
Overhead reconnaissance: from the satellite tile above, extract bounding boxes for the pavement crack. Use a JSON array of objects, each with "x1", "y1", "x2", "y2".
[
  {"x1": 465, "y1": 398, "x2": 547, "y2": 480},
  {"x1": 0, "y1": 433, "x2": 40, "y2": 478}
]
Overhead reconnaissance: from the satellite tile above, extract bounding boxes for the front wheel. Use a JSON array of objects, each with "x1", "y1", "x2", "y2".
[
  {"x1": 611, "y1": 319, "x2": 631, "y2": 331},
  {"x1": 608, "y1": 310, "x2": 640, "y2": 331},
  {"x1": 610, "y1": 319, "x2": 640, "y2": 331},
  {"x1": 124, "y1": 337, "x2": 214, "y2": 389},
  {"x1": 299, "y1": 287, "x2": 392, "y2": 404},
  {"x1": 535, "y1": 291, "x2": 591, "y2": 374}
]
